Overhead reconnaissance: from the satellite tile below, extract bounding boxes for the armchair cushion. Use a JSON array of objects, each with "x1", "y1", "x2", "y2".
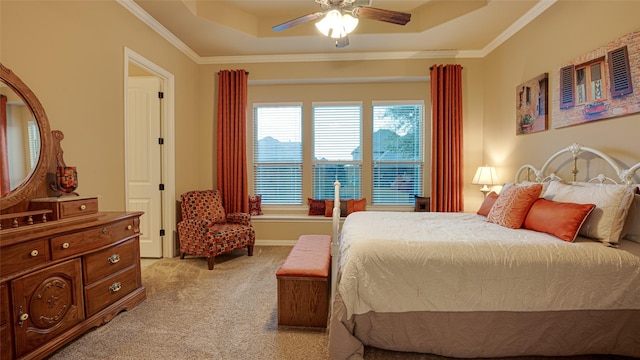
[
  {"x1": 226, "y1": 212, "x2": 252, "y2": 226},
  {"x1": 177, "y1": 189, "x2": 256, "y2": 269},
  {"x1": 181, "y1": 190, "x2": 226, "y2": 224}
]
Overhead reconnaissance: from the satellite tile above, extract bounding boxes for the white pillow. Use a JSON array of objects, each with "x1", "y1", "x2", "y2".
[
  {"x1": 622, "y1": 191, "x2": 640, "y2": 243},
  {"x1": 542, "y1": 181, "x2": 636, "y2": 246}
]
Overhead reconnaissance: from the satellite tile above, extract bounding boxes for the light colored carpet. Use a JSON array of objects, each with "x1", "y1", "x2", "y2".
[{"x1": 48, "y1": 246, "x2": 635, "y2": 360}]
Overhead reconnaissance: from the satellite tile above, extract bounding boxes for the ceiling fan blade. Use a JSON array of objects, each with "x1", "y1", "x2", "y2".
[
  {"x1": 353, "y1": 7, "x2": 411, "y2": 26},
  {"x1": 336, "y1": 36, "x2": 349, "y2": 48},
  {"x1": 272, "y1": 12, "x2": 325, "y2": 32}
]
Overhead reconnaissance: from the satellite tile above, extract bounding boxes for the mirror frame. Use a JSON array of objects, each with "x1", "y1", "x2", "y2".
[{"x1": 0, "y1": 63, "x2": 52, "y2": 210}]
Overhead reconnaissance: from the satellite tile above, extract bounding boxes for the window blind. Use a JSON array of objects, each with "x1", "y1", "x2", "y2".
[
  {"x1": 253, "y1": 104, "x2": 303, "y2": 204},
  {"x1": 372, "y1": 102, "x2": 424, "y2": 204},
  {"x1": 312, "y1": 103, "x2": 362, "y2": 200}
]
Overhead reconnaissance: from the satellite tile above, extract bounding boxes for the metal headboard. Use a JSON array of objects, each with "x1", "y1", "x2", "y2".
[{"x1": 515, "y1": 143, "x2": 640, "y2": 185}]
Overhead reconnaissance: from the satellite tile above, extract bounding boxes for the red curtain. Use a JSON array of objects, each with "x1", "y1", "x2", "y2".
[
  {"x1": 217, "y1": 70, "x2": 249, "y2": 213},
  {"x1": 430, "y1": 64, "x2": 464, "y2": 212},
  {"x1": 0, "y1": 95, "x2": 9, "y2": 196}
]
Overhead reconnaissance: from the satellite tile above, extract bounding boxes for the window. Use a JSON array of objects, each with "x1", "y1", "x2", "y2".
[
  {"x1": 575, "y1": 59, "x2": 605, "y2": 105},
  {"x1": 27, "y1": 120, "x2": 39, "y2": 168},
  {"x1": 312, "y1": 103, "x2": 362, "y2": 200},
  {"x1": 372, "y1": 102, "x2": 424, "y2": 204},
  {"x1": 253, "y1": 104, "x2": 302, "y2": 204},
  {"x1": 608, "y1": 46, "x2": 633, "y2": 98},
  {"x1": 559, "y1": 65, "x2": 575, "y2": 109}
]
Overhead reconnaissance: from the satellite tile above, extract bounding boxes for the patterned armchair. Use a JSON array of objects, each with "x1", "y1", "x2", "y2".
[{"x1": 177, "y1": 190, "x2": 255, "y2": 270}]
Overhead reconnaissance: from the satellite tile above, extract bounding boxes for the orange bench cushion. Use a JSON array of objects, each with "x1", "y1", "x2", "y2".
[{"x1": 276, "y1": 235, "x2": 331, "y2": 278}]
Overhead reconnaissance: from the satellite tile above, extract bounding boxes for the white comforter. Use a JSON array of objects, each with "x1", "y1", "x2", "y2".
[{"x1": 338, "y1": 211, "x2": 640, "y2": 318}]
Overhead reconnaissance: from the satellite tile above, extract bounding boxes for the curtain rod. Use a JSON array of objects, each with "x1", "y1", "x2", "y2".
[
  {"x1": 429, "y1": 65, "x2": 463, "y2": 70},
  {"x1": 217, "y1": 70, "x2": 249, "y2": 75}
]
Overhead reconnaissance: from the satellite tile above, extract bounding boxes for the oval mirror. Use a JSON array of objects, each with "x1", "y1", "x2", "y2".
[{"x1": 0, "y1": 63, "x2": 51, "y2": 211}]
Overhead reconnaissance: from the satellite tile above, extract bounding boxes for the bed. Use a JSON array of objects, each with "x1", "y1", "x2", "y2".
[{"x1": 328, "y1": 143, "x2": 640, "y2": 359}]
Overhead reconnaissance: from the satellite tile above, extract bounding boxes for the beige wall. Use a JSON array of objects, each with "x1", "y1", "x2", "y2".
[
  {"x1": 1, "y1": 0, "x2": 200, "y2": 211},
  {"x1": 482, "y1": 1, "x2": 640, "y2": 191},
  {"x1": 200, "y1": 59, "x2": 484, "y2": 240},
  {"x1": 3, "y1": 1, "x2": 638, "y2": 243},
  {"x1": 201, "y1": 58, "x2": 485, "y2": 205}
]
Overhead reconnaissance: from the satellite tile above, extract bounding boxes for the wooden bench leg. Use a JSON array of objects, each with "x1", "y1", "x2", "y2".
[
  {"x1": 207, "y1": 255, "x2": 215, "y2": 270},
  {"x1": 247, "y1": 245, "x2": 254, "y2": 256},
  {"x1": 180, "y1": 252, "x2": 186, "y2": 259}
]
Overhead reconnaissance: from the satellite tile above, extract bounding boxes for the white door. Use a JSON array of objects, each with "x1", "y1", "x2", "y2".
[{"x1": 127, "y1": 77, "x2": 163, "y2": 258}]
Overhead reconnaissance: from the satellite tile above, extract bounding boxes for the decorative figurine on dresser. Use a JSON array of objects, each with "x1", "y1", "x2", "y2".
[{"x1": 0, "y1": 63, "x2": 147, "y2": 360}]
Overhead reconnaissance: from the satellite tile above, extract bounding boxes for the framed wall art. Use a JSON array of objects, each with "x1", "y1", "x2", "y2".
[
  {"x1": 516, "y1": 73, "x2": 548, "y2": 135},
  {"x1": 551, "y1": 29, "x2": 640, "y2": 128}
]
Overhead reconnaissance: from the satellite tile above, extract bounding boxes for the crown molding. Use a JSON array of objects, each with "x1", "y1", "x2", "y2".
[
  {"x1": 117, "y1": 0, "x2": 200, "y2": 63},
  {"x1": 119, "y1": 0, "x2": 556, "y2": 65},
  {"x1": 480, "y1": 0, "x2": 557, "y2": 57},
  {"x1": 200, "y1": 50, "x2": 464, "y2": 65},
  {"x1": 249, "y1": 76, "x2": 429, "y2": 86}
]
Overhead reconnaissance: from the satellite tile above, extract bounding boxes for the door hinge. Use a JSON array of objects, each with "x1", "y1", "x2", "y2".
[
  {"x1": 158, "y1": 137, "x2": 164, "y2": 145},
  {"x1": 159, "y1": 184, "x2": 165, "y2": 191},
  {"x1": 158, "y1": 91, "x2": 164, "y2": 99},
  {"x1": 160, "y1": 229, "x2": 165, "y2": 237}
]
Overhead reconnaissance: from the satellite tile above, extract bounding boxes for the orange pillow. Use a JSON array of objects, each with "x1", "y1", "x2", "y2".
[
  {"x1": 347, "y1": 198, "x2": 366, "y2": 215},
  {"x1": 524, "y1": 199, "x2": 596, "y2": 242},
  {"x1": 477, "y1": 192, "x2": 499, "y2": 216},
  {"x1": 487, "y1": 184, "x2": 543, "y2": 229}
]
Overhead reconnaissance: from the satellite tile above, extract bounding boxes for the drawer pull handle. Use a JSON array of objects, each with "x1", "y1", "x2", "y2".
[
  {"x1": 62, "y1": 242, "x2": 70, "y2": 249},
  {"x1": 109, "y1": 282, "x2": 122, "y2": 293},
  {"x1": 102, "y1": 227, "x2": 108, "y2": 234},
  {"x1": 18, "y1": 307, "x2": 28, "y2": 327},
  {"x1": 30, "y1": 250, "x2": 39, "y2": 257},
  {"x1": 127, "y1": 225, "x2": 132, "y2": 230},
  {"x1": 108, "y1": 254, "x2": 121, "y2": 264},
  {"x1": 80, "y1": 204, "x2": 87, "y2": 210}
]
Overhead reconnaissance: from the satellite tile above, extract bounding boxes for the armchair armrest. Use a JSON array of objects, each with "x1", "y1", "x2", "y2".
[{"x1": 226, "y1": 212, "x2": 252, "y2": 226}]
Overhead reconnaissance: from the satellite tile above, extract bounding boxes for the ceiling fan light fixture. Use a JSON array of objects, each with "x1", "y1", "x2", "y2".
[
  {"x1": 342, "y1": 13, "x2": 359, "y2": 34},
  {"x1": 315, "y1": 9, "x2": 357, "y2": 39}
]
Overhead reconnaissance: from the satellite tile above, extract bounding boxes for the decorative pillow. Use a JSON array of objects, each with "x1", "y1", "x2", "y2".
[
  {"x1": 181, "y1": 190, "x2": 226, "y2": 224},
  {"x1": 248, "y1": 195, "x2": 263, "y2": 216},
  {"x1": 347, "y1": 198, "x2": 366, "y2": 215},
  {"x1": 477, "y1": 191, "x2": 499, "y2": 216},
  {"x1": 523, "y1": 199, "x2": 596, "y2": 242},
  {"x1": 499, "y1": 182, "x2": 514, "y2": 195},
  {"x1": 324, "y1": 199, "x2": 348, "y2": 217},
  {"x1": 622, "y1": 191, "x2": 640, "y2": 243},
  {"x1": 308, "y1": 198, "x2": 326, "y2": 216},
  {"x1": 542, "y1": 181, "x2": 636, "y2": 245},
  {"x1": 487, "y1": 183, "x2": 543, "y2": 229}
]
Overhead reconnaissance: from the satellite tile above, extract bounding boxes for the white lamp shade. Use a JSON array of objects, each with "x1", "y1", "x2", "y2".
[
  {"x1": 342, "y1": 14, "x2": 359, "y2": 33},
  {"x1": 315, "y1": 10, "x2": 358, "y2": 39},
  {"x1": 472, "y1": 166, "x2": 499, "y2": 186}
]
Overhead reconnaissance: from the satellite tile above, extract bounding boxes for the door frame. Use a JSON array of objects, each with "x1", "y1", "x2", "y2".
[{"x1": 124, "y1": 47, "x2": 176, "y2": 258}]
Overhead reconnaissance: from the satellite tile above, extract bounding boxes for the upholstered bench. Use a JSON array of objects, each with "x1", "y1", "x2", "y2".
[{"x1": 276, "y1": 234, "x2": 331, "y2": 328}]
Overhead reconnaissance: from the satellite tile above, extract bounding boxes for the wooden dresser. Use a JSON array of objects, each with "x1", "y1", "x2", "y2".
[{"x1": 0, "y1": 211, "x2": 147, "y2": 360}]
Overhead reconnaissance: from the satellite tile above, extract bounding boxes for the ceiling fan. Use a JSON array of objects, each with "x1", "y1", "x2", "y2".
[{"x1": 272, "y1": 0, "x2": 411, "y2": 48}]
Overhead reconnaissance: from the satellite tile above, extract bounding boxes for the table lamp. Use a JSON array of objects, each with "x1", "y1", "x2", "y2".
[{"x1": 472, "y1": 165, "x2": 500, "y2": 197}]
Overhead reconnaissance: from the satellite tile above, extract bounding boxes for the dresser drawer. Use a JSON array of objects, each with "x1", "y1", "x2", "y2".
[
  {"x1": 0, "y1": 284, "x2": 9, "y2": 359},
  {"x1": 0, "y1": 323, "x2": 11, "y2": 360},
  {"x1": 59, "y1": 198, "x2": 99, "y2": 218},
  {"x1": 0, "y1": 283, "x2": 8, "y2": 326},
  {"x1": 30, "y1": 197, "x2": 99, "y2": 220},
  {"x1": 51, "y1": 219, "x2": 136, "y2": 260},
  {"x1": 84, "y1": 265, "x2": 139, "y2": 317},
  {"x1": 83, "y1": 238, "x2": 139, "y2": 285},
  {"x1": 0, "y1": 240, "x2": 48, "y2": 277}
]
